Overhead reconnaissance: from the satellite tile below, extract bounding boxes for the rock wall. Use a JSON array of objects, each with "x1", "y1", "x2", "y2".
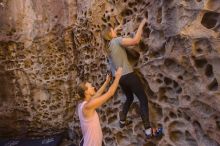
[{"x1": 0, "y1": 0, "x2": 220, "y2": 146}]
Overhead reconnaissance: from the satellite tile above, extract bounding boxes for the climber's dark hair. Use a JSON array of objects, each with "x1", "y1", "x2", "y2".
[{"x1": 77, "y1": 82, "x2": 88, "y2": 99}]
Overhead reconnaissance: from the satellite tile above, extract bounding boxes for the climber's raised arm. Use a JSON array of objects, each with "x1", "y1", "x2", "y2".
[
  {"x1": 92, "y1": 74, "x2": 111, "y2": 98},
  {"x1": 121, "y1": 18, "x2": 147, "y2": 46},
  {"x1": 84, "y1": 67, "x2": 122, "y2": 111}
]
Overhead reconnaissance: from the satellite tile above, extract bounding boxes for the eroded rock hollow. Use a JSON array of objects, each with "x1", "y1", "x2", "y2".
[{"x1": 0, "y1": 0, "x2": 220, "y2": 146}]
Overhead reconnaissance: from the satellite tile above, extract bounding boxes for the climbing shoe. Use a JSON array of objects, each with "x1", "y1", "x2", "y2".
[{"x1": 145, "y1": 127, "x2": 163, "y2": 139}]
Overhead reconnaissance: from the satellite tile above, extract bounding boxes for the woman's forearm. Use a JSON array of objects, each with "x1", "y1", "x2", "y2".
[{"x1": 93, "y1": 81, "x2": 108, "y2": 98}]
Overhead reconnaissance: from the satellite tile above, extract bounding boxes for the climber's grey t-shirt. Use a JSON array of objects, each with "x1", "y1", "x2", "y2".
[{"x1": 108, "y1": 37, "x2": 133, "y2": 76}]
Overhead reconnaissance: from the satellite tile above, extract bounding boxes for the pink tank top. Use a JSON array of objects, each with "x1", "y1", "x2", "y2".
[{"x1": 78, "y1": 101, "x2": 103, "y2": 146}]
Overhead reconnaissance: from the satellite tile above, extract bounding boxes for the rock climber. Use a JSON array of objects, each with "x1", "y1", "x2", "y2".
[{"x1": 102, "y1": 18, "x2": 163, "y2": 138}]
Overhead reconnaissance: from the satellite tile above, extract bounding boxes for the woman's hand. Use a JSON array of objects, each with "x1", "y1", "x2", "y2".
[
  {"x1": 115, "y1": 67, "x2": 122, "y2": 79},
  {"x1": 105, "y1": 74, "x2": 111, "y2": 84}
]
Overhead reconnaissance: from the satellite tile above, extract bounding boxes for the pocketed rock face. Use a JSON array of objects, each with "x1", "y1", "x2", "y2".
[{"x1": 0, "y1": 0, "x2": 220, "y2": 146}]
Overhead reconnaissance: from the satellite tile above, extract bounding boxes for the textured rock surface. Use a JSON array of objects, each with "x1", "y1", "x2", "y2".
[{"x1": 0, "y1": 0, "x2": 220, "y2": 146}]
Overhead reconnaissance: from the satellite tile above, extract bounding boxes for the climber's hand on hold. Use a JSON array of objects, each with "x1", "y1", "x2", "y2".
[
  {"x1": 141, "y1": 18, "x2": 147, "y2": 25},
  {"x1": 114, "y1": 24, "x2": 122, "y2": 32},
  {"x1": 121, "y1": 18, "x2": 146, "y2": 46}
]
